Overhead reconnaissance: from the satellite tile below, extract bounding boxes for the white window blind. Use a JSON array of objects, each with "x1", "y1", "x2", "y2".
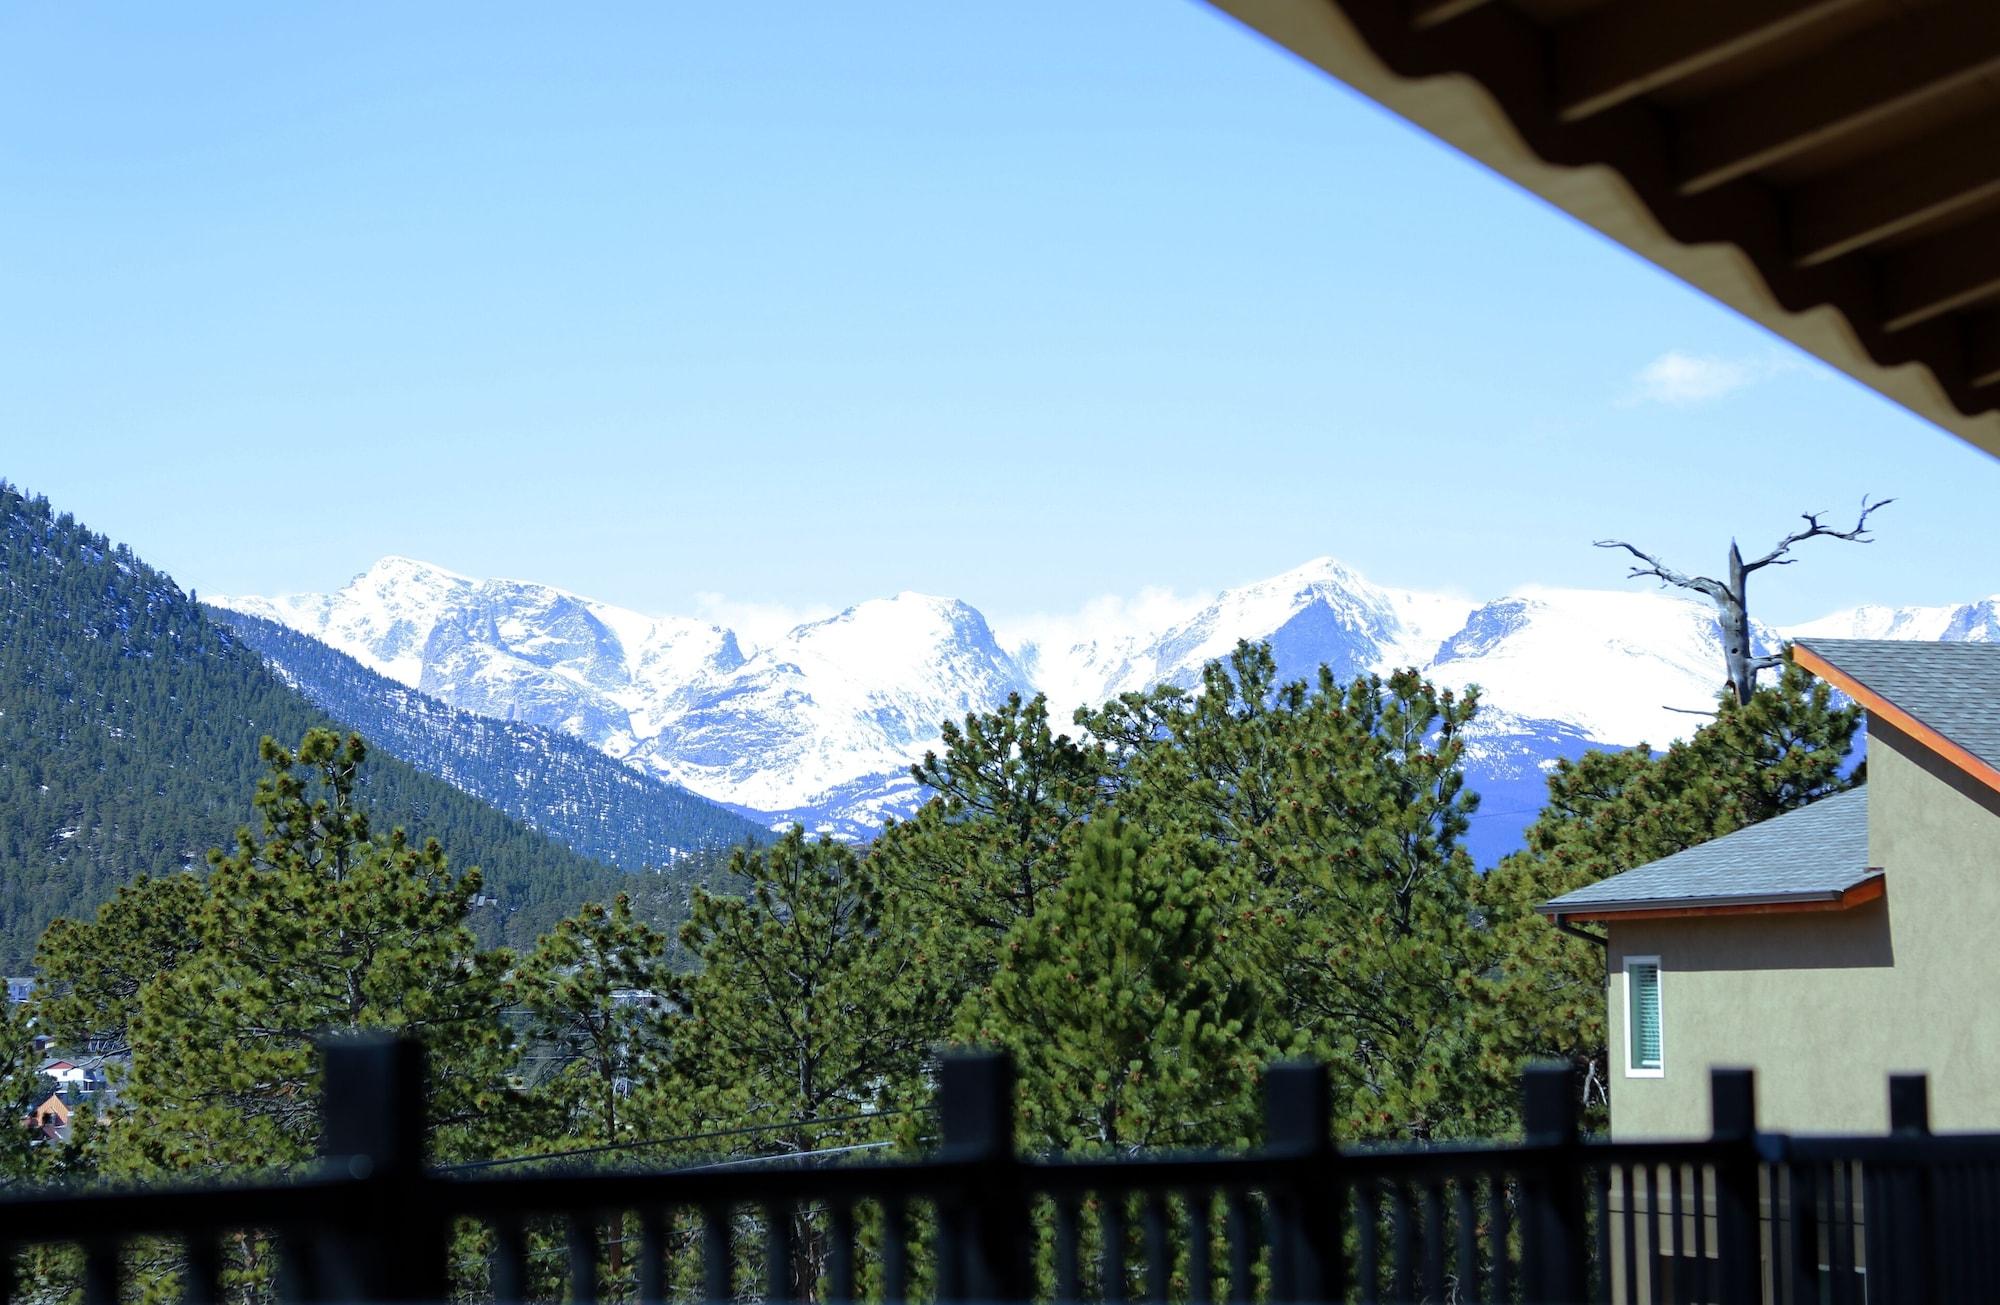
[{"x1": 1628, "y1": 961, "x2": 1662, "y2": 1072}]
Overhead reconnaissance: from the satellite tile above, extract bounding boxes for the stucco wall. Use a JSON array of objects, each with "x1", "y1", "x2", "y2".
[{"x1": 1607, "y1": 719, "x2": 2000, "y2": 1138}]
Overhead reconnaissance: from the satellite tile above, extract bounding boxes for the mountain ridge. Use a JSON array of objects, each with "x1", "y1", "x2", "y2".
[
  {"x1": 0, "y1": 486, "x2": 667, "y2": 968},
  {"x1": 207, "y1": 607, "x2": 769, "y2": 868},
  {"x1": 214, "y1": 556, "x2": 1998, "y2": 858}
]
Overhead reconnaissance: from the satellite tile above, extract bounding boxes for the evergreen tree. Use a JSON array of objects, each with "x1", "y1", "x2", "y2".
[
  {"x1": 869, "y1": 692, "x2": 1108, "y2": 997},
  {"x1": 1077, "y1": 644, "x2": 1303, "y2": 879},
  {"x1": 659, "y1": 828, "x2": 943, "y2": 1146},
  {"x1": 1079, "y1": 646, "x2": 1501, "y2": 1139},
  {"x1": 35, "y1": 872, "x2": 206, "y2": 1060},
  {"x1": 958, "y1": 819, "x2": 1278, "y2": 1153},
  {"x1": 0, "y1": 997, "x2": 51, "y2": 1187},
  {"x1": 98, "y1": 730, "x2": 522, "y2": 1178},
  {"x1": 1247, "y1": 667, "x2": 1500, "y2": 1140},
  {"x1": 653, "y1": 828, "x2": 947, "y2": 1298},
  {"x1": 516, "y1": 893, "x2": 675, "y2": 1146}
]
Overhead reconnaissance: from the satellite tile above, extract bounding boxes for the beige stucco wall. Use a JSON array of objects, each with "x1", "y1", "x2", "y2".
[{"x1": 1607, "y1": 720, "x2": 2000, "y2": 1138}]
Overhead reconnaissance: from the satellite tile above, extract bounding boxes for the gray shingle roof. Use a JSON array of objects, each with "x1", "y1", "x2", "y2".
[
  {"x1": 1795, "y1": 638, "x2": 2000, "y2": 775},
  {"x1": 1539, "y1": 787, "x2": 1873, "y2": 916}
]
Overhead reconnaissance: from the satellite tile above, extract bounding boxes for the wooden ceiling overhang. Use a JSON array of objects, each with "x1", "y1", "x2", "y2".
[{"x1": 1206, "y1": 0, "x2": 2000, "y2": 459}]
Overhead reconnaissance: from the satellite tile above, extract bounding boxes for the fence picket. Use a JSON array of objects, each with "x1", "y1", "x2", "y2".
[{"x1": 13, "y1": 1039, "x2": 2000, "y2": 1303}]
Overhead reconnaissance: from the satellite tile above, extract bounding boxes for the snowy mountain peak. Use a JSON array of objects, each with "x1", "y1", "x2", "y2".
[
  {"x1": 219, "y1": 553, "x2": 1990, "y2": 849},
  {"x1": 1425, "y1": 586, "x2": 1753, "y2": 748},
  {"x1": 213, "y1": 555, "x2": 474, "y2": 685},
  {"x1": 1784, "y1": 595, "x2": 2000, "y2": 644},
  {"x1": 793, "y1": 592, "x2": 1006, "y2": 663},
  {"x1": 368, "y1": 554, "x2": 472, "y2": 583}
]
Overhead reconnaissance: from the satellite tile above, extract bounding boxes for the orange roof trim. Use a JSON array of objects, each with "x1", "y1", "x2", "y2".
[
  {"x1": 1552, "y1": 873, "x2": 1886, "y2": 925},
  {"x1": 1791, "y1": 644, "x2": 2000, "y2": 800}
]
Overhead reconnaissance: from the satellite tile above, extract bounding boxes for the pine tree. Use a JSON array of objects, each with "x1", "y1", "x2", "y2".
[
  {"x1": 35, "y1": 872, "x2": 207, "y2": 1061},
  {"x1": 1246, "y1": 667, "x2": 1501, "y2": 1141},
  {"x1": 658, "y1": 828, "x2": 943, "y2": 1148},
  {"x1": 0, "y1": 997, "x2": 51, "y2": 1187},
  {"x1": 1077, "y1": 644, "x2": 1304, "y2": 878},
  {"x1": 516, "y1": 893, "x2": 675, "y2": 1146},
  {"x1": 958, "y1": 819, "x2": 1278, "y2": 1153},
  {"x1": 869, "y1": 692, "x2": 1108, "y2": 1000},
  {"x1": 98, "y1": 729, "x2": 522, "y2": 1178},
  {"x1": 1076, "y1": 646, "x2": 1501, "y2": 1140},
  {"x1": 650, "y1": 828, "x2": 947, "y2": 1299}
]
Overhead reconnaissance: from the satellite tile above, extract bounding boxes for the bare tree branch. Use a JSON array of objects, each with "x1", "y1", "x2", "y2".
[
  {"x1": 1747, "y1": 652, "x2": 1788, "y2": 673},
  {"x1": 1741, "y1": 495, "x2": 1894, "y2": 573},
  {"x1": 1592, "y1": 539, "x2": 1732, "y2": 602}
]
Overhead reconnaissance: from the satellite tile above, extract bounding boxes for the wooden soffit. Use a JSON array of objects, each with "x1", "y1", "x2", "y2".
[{"x1": 1204, "y1": 0, "x2": 2000, "y2": 460}]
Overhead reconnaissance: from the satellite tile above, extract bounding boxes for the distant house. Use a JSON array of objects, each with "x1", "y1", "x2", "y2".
[
  {"x1": 31, "y1": 1092, "x2": 69, "y2": 1142},
  {"x1": 1540, "y1": 639, "x2": 2000, "y2": 1138},
  {"x1": 40, "y1": 1057, "x2": 107, "y2": 1100},
  {"x1": 4, "y1": 977, "x2": 32, "y2": 1005}
]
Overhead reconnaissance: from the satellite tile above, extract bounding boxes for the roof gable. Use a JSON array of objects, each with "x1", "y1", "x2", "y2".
[{"x1": 1793, "y1": 639, "x2": 2000, "y2": 793}]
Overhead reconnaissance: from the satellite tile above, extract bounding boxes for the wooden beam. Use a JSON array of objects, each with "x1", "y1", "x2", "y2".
[
  {"x1": 1968, "y1": 310, "x2": 2000, "y2": 388},
  {"x1": 1555, "y1": 0, "x2": 1865, "y2": 124},
  {"x1": 1789, "y1": 110, "x2": 2000, "y2": 266},
  {"x1": 1407, "y1": 0, "x2": 1492, "y2": 31},
  {"x1": 1879, "y1": 212, "x2": 2000, "y2": 333},
  {"x1": 1676, "y1": 3, "x2": 2000, "y2": 196}
]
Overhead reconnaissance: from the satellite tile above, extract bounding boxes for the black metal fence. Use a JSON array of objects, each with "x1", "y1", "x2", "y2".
[{"x1": 1, "y1": 1033, "x2": 1994, "y2": 1304}]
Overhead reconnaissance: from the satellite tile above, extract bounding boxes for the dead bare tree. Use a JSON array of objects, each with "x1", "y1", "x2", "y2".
[{"x1": 1596, "y1": 496, "x2": 1893, "y2": 706}]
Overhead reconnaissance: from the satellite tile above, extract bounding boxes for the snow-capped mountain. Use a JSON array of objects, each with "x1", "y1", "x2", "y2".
[
  {"x1": 220, "y1": 555, "x2": 474, "y2": 685},
  {"x1": 215, "y1": 564, "x2": 1034, "y2": 838},
  {"x1": 629, "y1": 593, "x2": 1032, "y2": 824},
  {"x1": 214, "y1": 557, "x2": 1993, "y2": 859},
  {"x1": 1020, "y1": 557, "x2": 1473, "y2": 711},
  {"x1": 1785, "y1": 595, "x2": 2000, "y2": 644},
  {"x1": 1424, "y1": 587, "x2": 1780, "y2": 748}
]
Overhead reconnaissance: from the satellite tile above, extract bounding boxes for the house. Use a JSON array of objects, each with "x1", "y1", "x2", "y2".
[
  {"x1": 39, "y1": 1056, "x2": 108, "y2": 1100},
  {"x1": 30, "y1": 1092, "x2": 69, "y2": 1142},
  {"x1": 1540, "y1": 638, "x2": 2000, "y2": 1138}
]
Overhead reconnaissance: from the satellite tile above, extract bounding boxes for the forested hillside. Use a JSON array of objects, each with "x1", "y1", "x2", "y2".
[
  {"x1": 0, "y1": 483, "x2": 651, "y2": 966},
  {"x1": 209, "y1": 606, "x2": 769, "y2": 867}
]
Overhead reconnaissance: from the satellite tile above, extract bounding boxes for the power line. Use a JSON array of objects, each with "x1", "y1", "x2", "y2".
[
  {"x1": 440, "y1": 1108, "x2": 925, "y2": 1174},
  {"x1": 678, "y1": 1140, "x2": 894, "y2": 1172}
]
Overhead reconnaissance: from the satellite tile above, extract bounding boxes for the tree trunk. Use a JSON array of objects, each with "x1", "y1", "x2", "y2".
[{"x1": 1721, "y1": 542, "x2": 1755, "y2": 706}]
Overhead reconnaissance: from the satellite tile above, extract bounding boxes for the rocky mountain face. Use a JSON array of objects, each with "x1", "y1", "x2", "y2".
[
  {"x1": 214, "y1": 558, "x2": 1999, "y2": 861},
  {"x1": 218, "y1": 563, "x2": 1035, "y2": 838}
]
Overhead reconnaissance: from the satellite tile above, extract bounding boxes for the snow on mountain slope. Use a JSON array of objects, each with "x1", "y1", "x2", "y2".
[
  {"x1": 629, "y1": 593, "x2": 1032, "y2": 816},
  {"x1": 1784, "y1": 595, "x2": 2000, "y2": 644},
  {"x1": 417, "y1": 579, "x2": 650, "y2": 750},
  {"x1": 214, "y1": 556, "x2": 473, "y2": 685},
  {"x1": 1424, "y1": 586, "x2": 1775, "y2": 748},
  {"x1": 1025, "y1": 557, "x2": 1475, "y2": 715},
  {"x1": 220, "y1": 568, "x2": 1026, "y2": 834},
  {"x1": 222, "y1": 553, "x2": 1990, "y2": 856}
]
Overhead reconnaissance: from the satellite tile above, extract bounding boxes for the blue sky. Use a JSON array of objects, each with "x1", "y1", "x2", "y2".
[{"x1": 3, "y1": 2, "x2": 1994, "y2": 631}]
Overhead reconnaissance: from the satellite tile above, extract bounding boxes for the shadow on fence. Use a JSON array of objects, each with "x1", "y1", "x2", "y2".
[{"x1": 0, "y1": 1032, "x2": 1991, "y2": 1304}]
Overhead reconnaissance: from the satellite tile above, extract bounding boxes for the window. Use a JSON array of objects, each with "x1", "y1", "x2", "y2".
[{"x1": 1625, "y1": 957, "x2": 1663, "y2": 1077}]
